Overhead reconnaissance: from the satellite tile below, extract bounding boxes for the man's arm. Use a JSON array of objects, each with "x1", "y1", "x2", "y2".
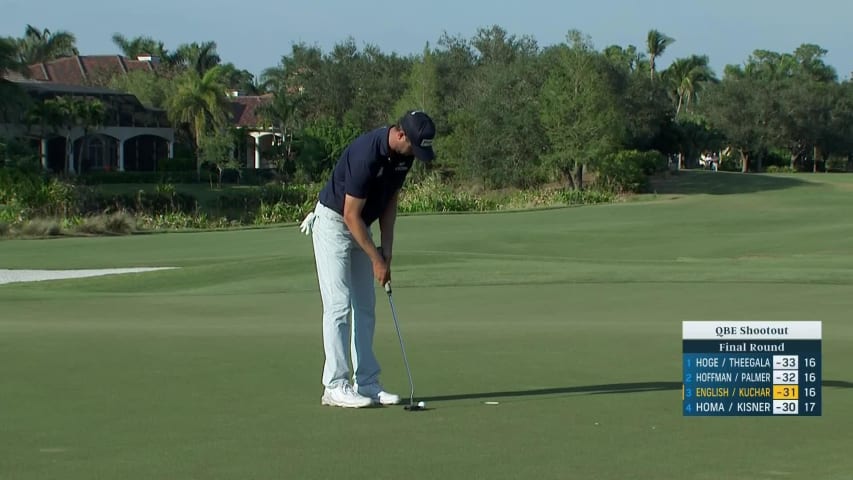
[
  {"x1": 378, "y1": 191, "x2": 399, "y2": 264},
  {"x1": 343, "y1": 194, "x2": 390, "y2": 285}
]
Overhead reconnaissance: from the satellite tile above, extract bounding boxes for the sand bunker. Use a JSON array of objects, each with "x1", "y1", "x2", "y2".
[{"x1": 0, "y1": 268, "x2": 176, "y2": 285}]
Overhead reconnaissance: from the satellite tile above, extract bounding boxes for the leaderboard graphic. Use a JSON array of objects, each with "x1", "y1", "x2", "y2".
[{"x1": 683, "y1": 321, "x2": 822, "y2": 416}]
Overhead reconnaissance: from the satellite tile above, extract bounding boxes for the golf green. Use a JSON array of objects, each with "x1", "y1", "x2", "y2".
[{"x1": 1, "y1": 172, "x2": 851, "y2": 479}]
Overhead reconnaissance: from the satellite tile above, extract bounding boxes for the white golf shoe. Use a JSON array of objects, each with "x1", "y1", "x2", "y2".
[
  {"x1": 356, "y1": 382, "x2": 401, "y2": 405},
  {"x1": 321, "y1": 383, "x2": 374, "y2": 408}
]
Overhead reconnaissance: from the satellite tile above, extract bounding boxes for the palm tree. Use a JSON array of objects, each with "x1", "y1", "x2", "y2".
[
  {"x1": 603, "y1": 44, "x2": 648, "y2": 74},
  {"x1": 35, "y1": 97, "x2": 78, "y2": 173},
  {"x1": 16, "y1": 25, "x2": 78, "y2": 64},
  {"x1": 23, "y1": 97, "x2": 90, "y2": 172},
  {"x1": 0, "y1": 37, "x2": 22, "y2": 72},
  {"x1": 74, "y1": 100, "x2": 106, "y2": 173},
  {"x1": 31, "y1": 97, "x2": 105, "y2": 173},
  {"x1": 646, "y1": 29, "x2": 675, "y2": 81},
  {"x1": 259, "y1": 65, "x2": 286, "y2": 93},
  {"x1": 664, "y1": 55, "x2": 716, "y2": 116},
  {"x1": 24, "y1": 99, "x2": 61, "y2": 138},
  {"x1": 0, "y1": 37, "x2": 29, "y2": 122},
  {"x1": 255, "y1": 91, "x2": 299, "y2": 164},
  {"x1": 172, "y1": 41, "x2": 221, "y2": 76},
  {"x1": 111, "y1": 33, "x2": 169, "y2": 60},
  {"x1": 166, "y1": 66, "x2": 231, "y2": 179},
  {"x1": 218, "y1": 63, "x2": 261, "y2": 95}
]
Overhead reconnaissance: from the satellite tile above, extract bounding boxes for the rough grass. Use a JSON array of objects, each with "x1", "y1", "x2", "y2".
[
  {"x1": 19, "y1": 218, "x2": 62, "y2": 237},
  {"x1": 75, "y1": 212, "x2": 136, "y2": 235}
]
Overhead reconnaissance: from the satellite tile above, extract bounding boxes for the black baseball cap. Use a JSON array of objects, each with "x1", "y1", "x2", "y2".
[{"x1": 399, "y1": 110, "x2": 436, "y2": 161}]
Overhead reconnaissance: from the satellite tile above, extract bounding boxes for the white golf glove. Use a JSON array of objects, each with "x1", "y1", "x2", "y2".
[{"x1": 299, "y1": 212, "x2": 316, "y2": 235}]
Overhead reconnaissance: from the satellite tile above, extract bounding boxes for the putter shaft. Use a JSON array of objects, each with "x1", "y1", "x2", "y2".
[{"x1": 386, "y1": 287, "x2": 416, "y2": 407}]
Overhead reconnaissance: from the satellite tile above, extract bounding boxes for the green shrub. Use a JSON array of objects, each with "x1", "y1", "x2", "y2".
[
  {"x1": 764, "y1": 149, "x2": 791, "y2": 170},
  {"x1": 0, "y1": 168, "x2": 85, "y2": 220},
  {"x1": 214, "y1": 183, "x2": 321, "y2": 218},
  {"x1": 85, "y1": 188, "x2": 197, "y2": 216},
  {"x1": 135, "y1": 211, "x2": 234, "y2": 231},
  {"x1": 719, "y1": 156, "x2": 741, "y2": 172},
  {"x1": 596, "y1": 150, "x2": 665, "y2": 193},
  {"x1": 494, "y1": 187, "x2": 612, "y2": 209},
  {"x1": 237, "y1": 168, "x2": 279, "y2": 185},
  {"x1": 138, "y1": 212, "x2": 201, "y2": 230},
  {"x1": 766, "y1": 165, "x2": 797, "y2": 174},
  {"x1": 399, "y1": 175, "x2": 488, "y2": 213},
  {"x1": 0, "y1": 166, "x2": 40, "y2": 205},
  {"x1": 826, "y1": 156, "x2": 849, "y2": 172},
  {"x1": 39, "y1": 178, "x2": 82, "y2": 217},
  {"x1": 554, "y1": 188, "x2": 615, "y2": 205},
  {"x1": 155, "y1": 182, "x2": 177, "y2": 197},
  {"x1": 78, "y1": 171, "x2": 199, "y2": 185},
  {"x1": 0, "y1": 203, "x2": 19, "y2": 223},
  {"x1": 0, "y1": 137, "x2": 39, "y2": 169},
  {"x1": 399, "y1": 175, "x2": 616, "y2": 213},
  {"x1": 254, "y1": 201, "x2": 302, "y2": 224},
  {"x1": 0, "y1": 221, "x2": 9, "y2": 237},
  {"x1": 158, "y1": 154, "x2": 196, "y2": 172}
]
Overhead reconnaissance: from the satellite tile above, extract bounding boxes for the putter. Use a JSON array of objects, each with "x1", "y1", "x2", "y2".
[{"x1": 384, "y1": 281, "x2": 425, "y2": 411}]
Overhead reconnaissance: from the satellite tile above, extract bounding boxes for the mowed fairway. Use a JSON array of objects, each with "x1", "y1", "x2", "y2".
[{"x1": 1, "y1": 172, "x2": 852, "y2": 480}]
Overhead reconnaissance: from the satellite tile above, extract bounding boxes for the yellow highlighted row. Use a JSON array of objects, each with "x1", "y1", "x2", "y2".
[
  {"x1": 682, "y1": 385, "x2": 799, "y2": 399},
  {"x1": 773, "y1": 385, "x2": 799, "y2": 400}
]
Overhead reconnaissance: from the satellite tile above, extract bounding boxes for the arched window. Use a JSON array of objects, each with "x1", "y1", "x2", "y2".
[{"x1": 88, "y1": 137, "x2": 105, "y2": 170}]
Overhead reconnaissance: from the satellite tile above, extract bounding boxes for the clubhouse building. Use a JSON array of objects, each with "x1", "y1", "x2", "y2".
[{"x1": 0, "y1": 55, "x2": 279, "y2": 174}]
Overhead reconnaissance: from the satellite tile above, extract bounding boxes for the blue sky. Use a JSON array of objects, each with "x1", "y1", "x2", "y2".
[{"x1": 2, "y1": 0, "x2": 851, "y2": 80}]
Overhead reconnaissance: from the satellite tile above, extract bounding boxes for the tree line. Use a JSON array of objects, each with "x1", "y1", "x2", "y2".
[{"x1": 2, "y1": 24, "x2": 852, "y2": 191}]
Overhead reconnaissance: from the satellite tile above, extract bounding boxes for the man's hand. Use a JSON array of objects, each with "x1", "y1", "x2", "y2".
[
  {"x1": 373, "y1": 256, "x2": 391, "y2": 286},
  {"x1": 375, "y1": 246, "x2": 392, "y2": 287}
]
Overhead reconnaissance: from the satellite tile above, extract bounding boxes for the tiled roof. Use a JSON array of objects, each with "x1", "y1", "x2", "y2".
[
  {"x1": 26, "y1": 55, "x2": 155, "y2": 85},
  {"x1": 23, "y1": 55, "x2": 267, "y2": 129},
  {"x1": 12, "y1": 80, "x2": 164, "y2": 112},
  {"x1": 230, "y1": 94, "x2": 273, "y2": 128},
  {"x1": 15, "y1": 80, "x2": 132, "y2": 96},
  {"x1": 1, "y1": 70, "x2": 29, "y2": 82}
]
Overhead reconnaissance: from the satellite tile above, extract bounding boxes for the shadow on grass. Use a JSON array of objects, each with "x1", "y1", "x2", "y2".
[
  {"x1": 421, "y1": 380, "x2": 852, "y2": 403},
  {"x1": 823, "y1": 380, "x2": 853, "y2": 389},
  {"x1": 420, "y1": 381, "x2": 681, "y2": 402},
  {"x1": 649, "y1": 171, "x2": 811, "y2": 195}
]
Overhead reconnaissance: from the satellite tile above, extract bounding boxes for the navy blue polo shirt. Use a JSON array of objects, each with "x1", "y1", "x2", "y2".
[{"x1": 318, "y1": 127, "x2": 415, "y2": 226}]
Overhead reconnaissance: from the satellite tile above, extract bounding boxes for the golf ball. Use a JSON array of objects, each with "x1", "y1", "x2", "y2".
[{"x1": 417, "y1": 401, "x2": 426, "y2": 408}]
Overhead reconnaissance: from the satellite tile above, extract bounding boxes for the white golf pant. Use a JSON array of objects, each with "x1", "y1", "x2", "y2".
[{"x1": 311, "y1": 202, "x2": 381, "y2": 389}]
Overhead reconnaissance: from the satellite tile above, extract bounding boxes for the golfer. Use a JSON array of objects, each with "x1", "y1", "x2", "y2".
[{"x1": 300, "y1": 110, "x2": 436, "y2": 408}]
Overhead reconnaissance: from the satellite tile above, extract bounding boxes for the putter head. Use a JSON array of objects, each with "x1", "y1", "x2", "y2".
[{"x1": 404, "y1": 400, "x2": 426, "y2": 411}]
